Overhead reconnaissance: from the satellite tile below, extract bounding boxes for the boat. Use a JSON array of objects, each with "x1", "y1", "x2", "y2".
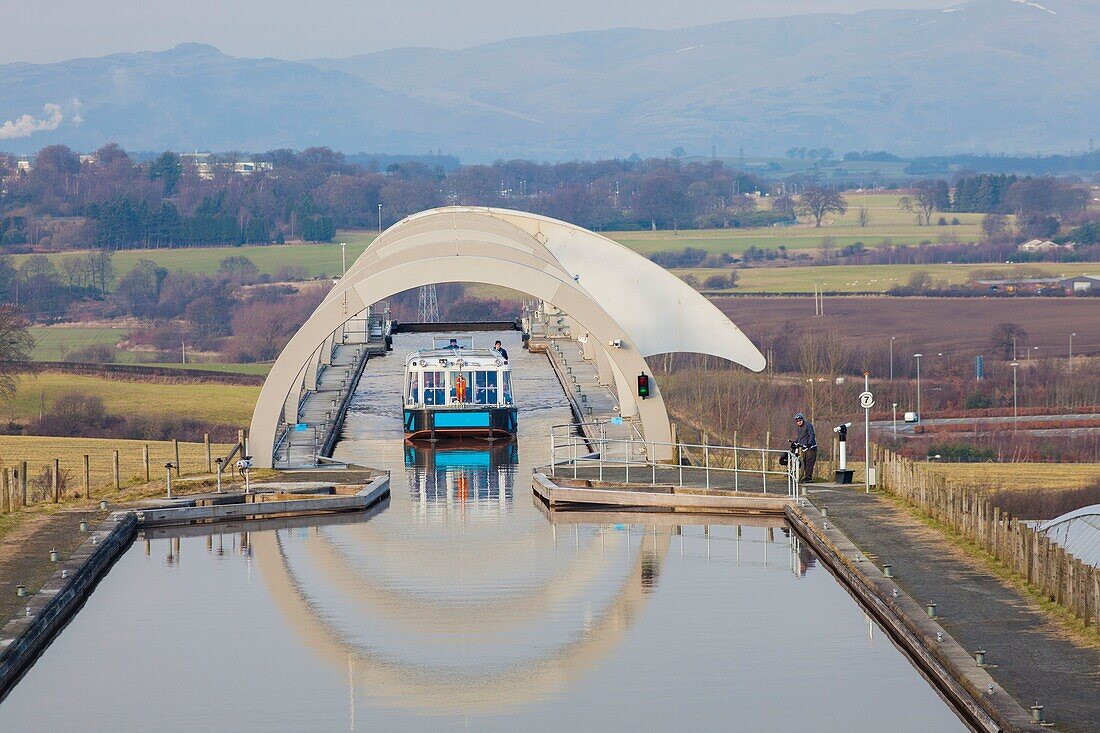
[{"x1": 402, "y1": 336, "x2": 518, "y2": 441}]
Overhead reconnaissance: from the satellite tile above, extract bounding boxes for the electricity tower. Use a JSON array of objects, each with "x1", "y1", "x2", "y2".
[{"x1": 418, "y1": 284, "x2": 440, "y2": 323}]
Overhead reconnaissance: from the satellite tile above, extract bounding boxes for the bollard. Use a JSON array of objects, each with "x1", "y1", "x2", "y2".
[
  {"x1": 165, "y1": 463, "x2": 174, "y2": 499},
  {"x1": 974, "y1": 649, "x2": 986, "y2": 666},
  {"x1": 100, "y1": 500, "x2": 108, "y2": 511},
  {"x1": 926, "y1": 602, "x2": 938, "y2": 618},
  {"x1": 883, "y1": 563, "x2": 894, "y2": 578},
  {"x1": 49, "y1": 548, "x2": 59, "y2": 562},
  {"x1": 79, "y1": 520, "x2": 88, "y2": 532},
  {"x1": 892, "y1": 588, "x2": 899, "y2": 598},
  {"x1": 821, "y1": 506, "x2": 828, "y2": 517},
  {"x1": 16, "y1": 584, "x2": 27, "y2": 597},
  {"x1": 1031, "y1": 704, "x2": 1045, "y2": 724}
]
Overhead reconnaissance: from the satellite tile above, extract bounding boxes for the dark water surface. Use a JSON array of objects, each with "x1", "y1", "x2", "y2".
[{"x1": 0, "y1": 333, "x2": 968, "y2": 732}]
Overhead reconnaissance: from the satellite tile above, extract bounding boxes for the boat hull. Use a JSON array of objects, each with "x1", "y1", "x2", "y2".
[{"x1": 403, "y1": 406, "x2": 518, "y2": 441}]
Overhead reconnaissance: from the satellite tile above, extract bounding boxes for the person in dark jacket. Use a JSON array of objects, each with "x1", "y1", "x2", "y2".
[
  {"x1": 793, "y1": 412, "x2": 817, "y2": 482},
  {"x1": 494, "y1": 340, "x2": 509, "y2": 361}
]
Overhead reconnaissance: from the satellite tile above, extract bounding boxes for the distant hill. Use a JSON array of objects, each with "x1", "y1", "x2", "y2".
[{"x1": 1, "y1": 0, "x2": 1097, "y2": 160}]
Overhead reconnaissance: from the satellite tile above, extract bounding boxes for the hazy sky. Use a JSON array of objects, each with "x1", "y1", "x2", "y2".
[{"x1": 4, "y1": 0, "x2": 956, "y2": 64}]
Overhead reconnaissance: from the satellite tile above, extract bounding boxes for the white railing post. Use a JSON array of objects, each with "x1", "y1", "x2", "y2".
[
  {"x1": 705, "y1": 443, "x2": 710, "y2": 490},
  {"x1": 678, "y1": 443, "x2": 683, "y2": 487},
  {"x1": 626, "y1": 434, "x2": 632, "y2": 483},
  {"x1": 734, "y1": 445, "x2": 739, "y2": 492},
  {"x1": 761, "y1": 448, "x2": 767, "y2": 494},
  {"x1": 550, "y1": 431, "x2": 556, "y2": 477},
  {"x1": 651, "y1": 441, "x2": 656, "y2": 485}
]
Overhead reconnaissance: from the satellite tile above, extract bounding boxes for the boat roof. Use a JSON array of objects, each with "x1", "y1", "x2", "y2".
[{"x1": 405, "y1": 347, "x2": 506, "y2": 365}]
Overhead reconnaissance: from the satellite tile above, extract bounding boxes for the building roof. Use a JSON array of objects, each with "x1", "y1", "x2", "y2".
[{"x1": 1037, "y1": 505, "x2": 1100, "y2": 567}]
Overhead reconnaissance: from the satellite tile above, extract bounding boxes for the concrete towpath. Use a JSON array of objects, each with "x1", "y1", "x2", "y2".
[{"x1": 810, "y1": 483, "x2": 1100, "y2": 733}]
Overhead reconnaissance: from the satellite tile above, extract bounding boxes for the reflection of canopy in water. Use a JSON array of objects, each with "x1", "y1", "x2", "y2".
[
  {"x1": 252, "y1": 526, "x2": 669, "y2": 714},
  {"x1": 250, "y1": 207, "x2": 766, "y2": 466}
]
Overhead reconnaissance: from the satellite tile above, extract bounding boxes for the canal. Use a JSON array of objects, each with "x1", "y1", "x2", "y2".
[{"x1": 0, "y1": 333, "x2": 969, "y2": 731}]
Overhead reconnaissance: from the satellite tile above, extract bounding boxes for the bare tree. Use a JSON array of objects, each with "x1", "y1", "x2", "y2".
[
  {"x1": 899, "y1": 180, "x2": 950, "y2": 225},
  {"x1": 981, "y1": 212, "x2": 1009, "y2": 241},
  {"x1": 857, "y1": 206, "x2": 871, "y2": 228},
  {"x1": 0, "y1": 305, "x2": 34, "y2": 400},
  {"x1": 991, "y1": 323, "x2": 1028, "y2": 360},
  {"x1": 797, "y1": 187, "x2": 847, "y2": 227}
]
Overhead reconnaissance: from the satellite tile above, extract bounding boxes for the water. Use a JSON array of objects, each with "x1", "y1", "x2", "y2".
[{"x1": 0, "y1": 333, "x2": 968, "y2": 732}]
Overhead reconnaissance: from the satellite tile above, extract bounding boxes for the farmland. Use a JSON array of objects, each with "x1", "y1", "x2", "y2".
[
  {"x1": 716, "y1": 296, "x2": 1100, "y2": 358},
  {"x1": 4, "y1": 372, "x2": 259, "y2": 427},
  {"x1": 0, "y1": 436, "x2": 235, "y2": 492},
  {"x1": 681, "y1": 262, "x2": 1095, "y2": 294}
]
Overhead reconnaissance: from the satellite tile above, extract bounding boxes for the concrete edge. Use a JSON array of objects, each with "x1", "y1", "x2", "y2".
[
  {"x1": 0, "y1": 513, "x2": 138, "y2": 702},
  {"x1": 785, "y1": 502, "x2": 1042, "y2": 733}
]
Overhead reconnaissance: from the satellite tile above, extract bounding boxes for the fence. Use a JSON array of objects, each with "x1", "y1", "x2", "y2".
[
  {"x1": 873, "y1": 444, "x2": 1100, "y2": 632},
  {"x1": 0, "y1": 434, "x2": 238, "y2": 513},
  {"x1": 549, "y1": 422, "x2": 801, "y2": 498}
]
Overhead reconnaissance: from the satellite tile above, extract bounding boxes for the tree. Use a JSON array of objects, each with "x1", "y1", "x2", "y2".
[
  {"x1": 857, "y1": 207, "x2": 871, "y2": 228},
  {"x1": 218, "y1": 255, "x2": 260, "y2": 283},
  {"x1": 900, "y1": 180, "x2": 950, "y2": 225},
  {"x1": 907, "y1": 271, "x2": 932, "y2": 292},
  {"x1": 797, "y1": 187, "x2": 847, "y2": 227},
  {"x1": 981, "y1": 212, "x2": 1009, "y2": 240},
  {"x1": 991, "y1": 323, "x2": 1027, "y2": 360},
  {"x1": 0, "y1": 305, "x2": 33, "y2": 400}
]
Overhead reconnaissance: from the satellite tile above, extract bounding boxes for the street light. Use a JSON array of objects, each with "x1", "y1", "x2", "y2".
[
  {"x1": 890, "y1": 336, "x2": 896, "y2": 381},
  {"x1": 377, "y1": 203, "x2": 383, "y2": 234},
  {"x1": 913, "y1": 354, "x2": 923, "y2": 424},
  {"x1": 1010, "y1": 361, "x2": 1020, "y2": 429},
  {"x1": 1070, "y1": 332, "x2": 1076, "y2": 372},
  {"x1": 892, "y1": 402, "x2": 898, "y2": 438}
]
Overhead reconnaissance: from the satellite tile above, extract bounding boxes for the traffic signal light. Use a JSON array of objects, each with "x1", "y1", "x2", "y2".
[{"x1": 637, "y1": 372, "x2": 650, "y2": 399}]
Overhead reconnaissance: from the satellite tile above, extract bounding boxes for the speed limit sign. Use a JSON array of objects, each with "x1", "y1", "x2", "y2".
[{"x1": 859, "y1": 391, "x2": 875, "y2": 409}]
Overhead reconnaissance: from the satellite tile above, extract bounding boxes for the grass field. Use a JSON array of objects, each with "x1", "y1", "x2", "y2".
[
  {"x1": 8, "y1": 194, "x2": 994, "y2": 279},
  {"x1": 27, "y1": 326, "x2": 133, "y2": 361},
  {"x1": 929, "y1": 462, "x2": 1100, "y2": 493},
  {"x1": 679, "y1": 262, "x2": 1095, "y2": 294},
  {"x1": 12, "y1": 240, "x2": 374, "y2": 284},
  {"x1": 4, "y1": 373, "x2": 258, "y2": 426},
  {"x1": 0, "y1": 436, "x2": 235, "y2": 492}
]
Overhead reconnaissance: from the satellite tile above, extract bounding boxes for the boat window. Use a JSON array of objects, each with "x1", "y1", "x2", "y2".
[
  {"x1": 423, "y1": 371, "x2": 445, "y2": 405},
  {"x1": 407, "y1": 371, "x2": 420, "y2": 404},
  {"x1": 502, "y1": 371, "x2": 513, "y2": 405},
  {"x1": 451, "y1": 371, "x2": 473, "y2": 404},
  {"x1": 475, "y1": 370, "x2": 498, "y2": 405}
]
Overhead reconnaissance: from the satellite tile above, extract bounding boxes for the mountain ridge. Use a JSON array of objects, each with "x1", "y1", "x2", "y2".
[{"x1": 1, "y1": 0, "x2": 1096, "y2": 159}]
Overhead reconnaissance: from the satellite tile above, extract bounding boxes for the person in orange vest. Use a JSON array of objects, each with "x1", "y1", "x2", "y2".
[{"x1": 455, "y1": 373, "x2": 468, "y2": 403}]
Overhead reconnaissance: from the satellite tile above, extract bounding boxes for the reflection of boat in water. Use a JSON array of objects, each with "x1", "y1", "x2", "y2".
[
  {"x1": 405, "y1": 442, "x2": 518, "y2": 505},
  {"x1": 402, "y1": 336, "x2": 518, "y2": 441}
]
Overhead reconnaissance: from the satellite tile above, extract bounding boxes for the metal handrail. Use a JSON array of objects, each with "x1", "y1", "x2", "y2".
[{"x1": 549, "y1": 431, "x2": 801, "y2": 499}]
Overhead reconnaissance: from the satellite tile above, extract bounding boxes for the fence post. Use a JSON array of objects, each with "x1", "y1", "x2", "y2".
[
  {"x1": 20, "y1": 460, "x2": 27, "y2": 506},
  {"x1": 52, "y1": 458, "x2": 59, "y2": 503},
  {"x1": 205, "y1": 433, "x2": 212, "y2": 473},
  {"x1": 173, "y1": 439, "x2": 181, "y2": 477},
  {"x1": 143, "y1": 444, "x2": 150, "y2": 482},
  {"x1": 1, "y1": 469, "x2": 9, "y2": 513},
  {"x1": 113, "y1": 450, "x2": 121, "y2": 490},
  {"x1": 83, "y1": 454, "x2": 91, "y2": 498}
]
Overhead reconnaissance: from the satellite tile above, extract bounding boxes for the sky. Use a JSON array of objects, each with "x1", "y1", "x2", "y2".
[{"x1": 3, "y1": 0, "x2": 956, "y2": 64}]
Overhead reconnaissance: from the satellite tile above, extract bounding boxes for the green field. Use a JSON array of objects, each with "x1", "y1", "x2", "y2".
[
  {"x1": 12, "y1": 240, "x2": 375, "y2": 284},
  {"x1": 4, "y1": 373, "x2": 258, "y2": 426},
  {"x1": 28, "y1": 326, "x2": 133, "y2": 361},
  {"x1": 678, "y1": 262, "x2": 1094, "y2": 294}
]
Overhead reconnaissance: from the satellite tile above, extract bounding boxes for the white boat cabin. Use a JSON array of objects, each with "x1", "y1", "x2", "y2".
[{"x1": 404, "y1": 338, "x2": 513, "y2": 409}]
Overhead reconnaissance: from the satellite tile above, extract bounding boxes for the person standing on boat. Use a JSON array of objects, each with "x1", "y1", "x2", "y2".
[
  {"x1": 494, "y1": 340, "x2": 509, "y2": 361},
  {"x1": 448, "y1": 338, "x2": 459, "y2": 349}
]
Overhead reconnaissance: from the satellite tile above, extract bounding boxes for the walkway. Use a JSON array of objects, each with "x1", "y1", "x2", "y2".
[{"x1": 813, "y1": 484, "x2": 1100, "y2": 733}]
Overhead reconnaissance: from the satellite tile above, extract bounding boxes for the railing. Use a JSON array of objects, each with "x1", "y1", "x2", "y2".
[{"x1": 549, "y1": 423, "x2": 801, "y2": 499}]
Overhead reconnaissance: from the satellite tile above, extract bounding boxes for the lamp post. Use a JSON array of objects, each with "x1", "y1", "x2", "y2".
[
  {"x1": 377, "y1": 204, "x2": 383, "y2": 234},
  {"x1": 340, "y1": 241, "x2": 348, "y2": 314},
  {"x1": 914, "y1": 353, "x2": 923, "y2": 424},
  {"x1": 1010, "y1": 361, "x2": 1020, "y2": 429},
  {"x1": 889, "y1": 336, "x2": 896, "y2": 381},
  {"x1": 892, "y1": 402, "x2": 898, "y2": 438},
  {"x1": 1070, "y1": 332, "x2": 1076, "y2": 372}
]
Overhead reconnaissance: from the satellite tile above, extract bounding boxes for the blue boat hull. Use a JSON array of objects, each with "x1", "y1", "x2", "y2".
[{"x1": 403, "y1": 406, "x2": 518, "y2": 441}]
